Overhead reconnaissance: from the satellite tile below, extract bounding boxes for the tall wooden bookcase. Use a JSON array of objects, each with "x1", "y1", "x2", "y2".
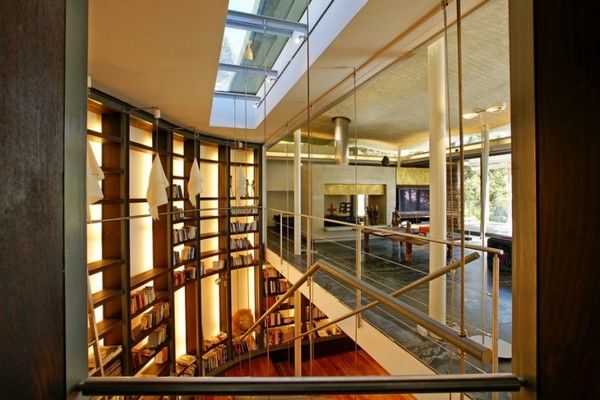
[{"x1": 86, "y1": 89, "x2": 265, "y2": 377}]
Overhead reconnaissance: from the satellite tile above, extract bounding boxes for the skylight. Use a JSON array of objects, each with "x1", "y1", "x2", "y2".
[
  {"x1": 210, "y1": 0, "x2": 366, "y2": 130},
  {"x1": 216, "y1": 0, "x2": 309, "y2": 95}
]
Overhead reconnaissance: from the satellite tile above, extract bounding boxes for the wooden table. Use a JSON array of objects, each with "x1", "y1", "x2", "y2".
[{"x1": 360, "y1": 226, "x2": 428, "y2": 263}]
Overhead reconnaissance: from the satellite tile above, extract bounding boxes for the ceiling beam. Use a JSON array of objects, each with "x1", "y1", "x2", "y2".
[
  {"x1": 226, "y1": 10, "x2": 307, "y2": 37},
  {"x1": 214, "y1": 91, "x2": 262, "y2": 103},
  {"x1": 218, "y1": 63, "x2": 278, "y2": 78}
]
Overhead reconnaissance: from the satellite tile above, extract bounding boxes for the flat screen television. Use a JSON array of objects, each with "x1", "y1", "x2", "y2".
[{"x1": 397, "y1": 186, "x2": 430, "y2": 213}]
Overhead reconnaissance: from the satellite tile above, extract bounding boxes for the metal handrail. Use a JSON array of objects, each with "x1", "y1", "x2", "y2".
[
  {"x1": 268, "y1": 206, "x2": 503, "y2": 255},
  {"x1": 238, "y1": 259, "x2": 492, "y2": 363},
  {"x1": 292, "y1": 252, "x2": 480, "y2": 342},
  {"x1": 76, "y1": 374, "x2": 524, "y2": 396}
]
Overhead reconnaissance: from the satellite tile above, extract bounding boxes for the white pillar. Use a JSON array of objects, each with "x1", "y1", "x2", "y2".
[
  {"x1": 427, "y1": 38, "x2": 447, "y2": 323},
  {"x1": 480, "y1": 123, "x2": 490, "y2": 247},
  {"x1": 294, "y1": 129, "x2": 302, "y2": 255}
]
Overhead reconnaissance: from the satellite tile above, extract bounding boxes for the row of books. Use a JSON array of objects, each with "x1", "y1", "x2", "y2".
[
  {"x1": 263, "y1": 294, "x2": 292, "y2": 309},
  {"x1": 173, "y1": 225, "x2": 197, "y2": 243},
  {"x1": 173, "y1": 267, "x2": 196, "y2": 286},
  {"x1": 201, "y1": 344, "x2": 228, "y2": 375},
  {"x1": 173, "y1": 205, "x2": 186, "y2": 221},
  {"x1": 231, "y1": 207, "x2": 259, "y2": 215},
  {"x1": 265, "y1": 311, "x2": 293, "y2": 327},
  {"x1": 307, "y1": 306, "x2": 327, "y2": 320},
  {"x1": 230, "y1": 237, "x2": 253, "y2": 250},
  {"x1": 265, "y1": 326, "x2": 294, "y2": 346},
  {"x1": 306, "y1": 322, "x2": 342, "y2": 339},
  {"x1": 132, "y1": 328, "x2": 168, "y2": 369},
  {"x1": 154, "y1": 346, "x2": 169, "y2": 365},
  {"x1": 230, "y1": 253, "x2": 255, "y2": 267},
  {"x1": 203, "y1": 332, "x2": 227, "y2": 351},
  {"x1": 233, "y1": 336, "x2": 258, "y2": 356},
  {"x1": 138, "y1": 303, "x2": 169, "y2": 333},
  {"x1": 262, "y1": 267, "x2": 280, "y2": 279},
  {"x1": 264, "y1": 278, "x2": 291, "y2": 295},
  {"x1": 200, "y1": 259, "x2": 225, "y2": 275},
  {"x1": 171, "y1": 184, "x2": 185, "y2": 200},
  {"x1": 176, "y1": 354, "x2": 197, "y2": 377},
  {"x1": 131, "y1": 286, "x2": 157, "y2": 316},
  {"x1": 173, "y1": 245, "x2": 196, "y2": 264},
  {"x1": 230, "y1": 220, "x2": 257, "y2": 233},
  {"x1": 87, "y1": 345, "x2": 122, "y2": 373}
]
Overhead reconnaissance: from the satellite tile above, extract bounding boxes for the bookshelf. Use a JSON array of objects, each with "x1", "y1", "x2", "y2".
[
  {"x1": 85, "y1": 88, "x2": 345, "y2": 379},
  {"x1": 86, "y1": 99, "x2": 127, "y2": 377}
]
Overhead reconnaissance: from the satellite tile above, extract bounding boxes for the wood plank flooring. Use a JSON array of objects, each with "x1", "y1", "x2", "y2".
[{"x1": 195, "y1": 348, "x2": 415, "y2": 400}]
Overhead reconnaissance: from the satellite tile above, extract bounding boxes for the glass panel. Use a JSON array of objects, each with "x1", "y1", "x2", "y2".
[
  {"x1": 228, "y1": 0, "x2": 308, "y2": 22},
  {"x1": 219, "y1": 27, "x2": 291, "y2": 94}
]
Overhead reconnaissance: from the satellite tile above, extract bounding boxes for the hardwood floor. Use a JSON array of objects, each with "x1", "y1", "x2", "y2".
[{"x1": 195, "y1": 347, "x2": 415, "y2": 400}]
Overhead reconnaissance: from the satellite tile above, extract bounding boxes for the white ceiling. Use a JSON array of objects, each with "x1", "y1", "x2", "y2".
[
  {"x1": 88, "y1": 0, "x2": 502, "y2": 146},
  {"x1": 310, "y1": 0, "x2": 510, "y2": 149}
]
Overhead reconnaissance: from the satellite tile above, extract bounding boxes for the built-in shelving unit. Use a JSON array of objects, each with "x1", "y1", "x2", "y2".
[{"x1": 86, "y1": 88, "x2": 343, "y2": 379}]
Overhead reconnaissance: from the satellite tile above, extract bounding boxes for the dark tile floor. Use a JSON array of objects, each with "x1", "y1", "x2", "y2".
[{"x1": 267, "y1": 228, "x2": 513, "y2": 400}]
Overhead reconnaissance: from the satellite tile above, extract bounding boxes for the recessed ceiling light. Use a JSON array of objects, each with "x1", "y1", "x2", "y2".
[
  {"x1": 462, "y1": 112, "x2": 479, "y2": 120},
  {"x1": 485, "y1": 102, "x2": 507, "y2": 113}
]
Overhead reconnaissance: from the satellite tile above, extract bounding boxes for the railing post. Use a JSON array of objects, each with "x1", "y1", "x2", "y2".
[
  {"x1": 355, "y1": 225, "x2": 362, "y2": 327},
  {"x1": 294, "y1": 289, "x2": 302, "y2": 376},
  {"x1": 492, "y1": 254, "x2": 500, "y2": 400},
  {"x1": 306, "y1": 214, "x2": 312, "y2": 267},
  {"x1": 279, "y1": 211, "x2": 283, "y2": 265}
]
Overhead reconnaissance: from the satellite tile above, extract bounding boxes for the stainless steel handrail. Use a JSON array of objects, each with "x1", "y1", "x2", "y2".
[
  {"x1": 76, "y1": 374, "x2": 524, "y2": 396},
  {"x1": 293, "y1": 252, "x2": 480, "y2": 342},
  {"x1": 238, "y1": 259, "x2": 492, "y2": 363},
  {"x1": 267, "y1": 207, "x2": 503, "y2": 255}
]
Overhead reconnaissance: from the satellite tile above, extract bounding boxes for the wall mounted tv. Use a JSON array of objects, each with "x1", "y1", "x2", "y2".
[{"x1": 396, "y1": 186, "x2": 430, "y2": 213}]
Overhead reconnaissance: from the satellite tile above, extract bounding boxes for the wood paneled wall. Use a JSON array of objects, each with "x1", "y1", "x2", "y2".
[
  {"x1": 0, "y1": 0, "x2": 67, "y2": 397},
  {"x1": 534, "y1": 1, "x2": 600, "y2": 398}
]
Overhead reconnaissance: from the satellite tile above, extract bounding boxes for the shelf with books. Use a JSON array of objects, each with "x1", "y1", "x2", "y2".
[
  {"x1": 88, "y1": 345, "x2": 122, "y2": 377},
  {"x1": 176, "y1": 354, "x2": 198, "y2": 377},
  {"x1": 131, "y1": 289, "x2": 168, "y2": 319},
  {"x1": 86, "y1": 96, "x2": 127, "y2": 377},
  {"x1": 131, "y1": 314, "x2": 170, "y2": 348},
  {"x1": 132, "y1": 339, "x2": 169, "y2": 376}
]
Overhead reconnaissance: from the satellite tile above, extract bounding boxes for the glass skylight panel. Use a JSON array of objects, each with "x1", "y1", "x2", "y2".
[
  {"x1": 228, "y1": 0, "x2": 308, "y2": 22},
  {"x1": 216, "y1": 0, "x2": 311, "y2": 95}
]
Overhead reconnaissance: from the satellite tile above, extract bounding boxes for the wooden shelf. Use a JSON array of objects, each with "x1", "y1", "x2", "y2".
[
  {"x1": 87, "y1": 259, "x2": 123, "y2": 275},
  {"x1": 265, "y1": 321, "x2": 295, "y2": 329},
  {"x1": 173, "y1": 217, "x2": 196, "y2": 224},
  {"x1": 88, "y1": 346, "x2": 122, "y2": 376},
  {"x1": 230, "y1": 230, "x2": 259, "y2": 236},
  {"x1": 198, "y1": 196, "x2": 225, "y2": 201},
  {"x1": 172, "y1": 175, "x2": 189, "y2": 181},
  {"x1": 230, "y1": 161, "x2": 259, "y2": 167},
  {"x1": 173, "y1": 278, "x2": 196, "y2": 292},
  {"x1": 87, "y1": 129, "x2": 122, "y2": 144},
  {"x1": 202, "y1": 337, "x2": 228, "y2": 353},
  {"x1": 132, "y1": 341, "x2": 170, "y2": 376},
  {"x1": 131, "y1": 292, "x2": 168, "y2": 319},
  {"x1": 199, "y1": 269, "x2": 225, "y2": 279},
  {"x1": 199, "y1": 158, "x2": 222, "y2": 164},
  {"x1": 199, "y1": 214, "x2": 227, "y2": 220},
  {"x1": 172, "y1": 153, "x2": 193, "y2": 161},
  {"x1": 131, "y1": 318, "x2": 169, "y2": 347},
  {"x1": 88, "y1": 318, "x2": 122, "y2": 344},
  {"x1": 230, "y1": 246, "x2": 260, "y2": 254},
  {"x1": 199, "y1": 231, "x2": 220, "y2": 240},
  {"x1": 230, "y1": 212, "x2": 259, "y2": 217},
  {"x1": 173, "y1": 258, "x2": 197, "y2": 268},
  {"x1": 101, "y1": 166, "x2": 124, "y2": 175},
  {"x1": 129, "y1": 141, "x2": 155, "y2": 154},
  {"x1": 230, "y1": 262, "x2": 260, "y2": 272},
  {"x1": 139, "y1": 360, "x2": 169, "y2": 377},
  {"x1": 129, "y1": 198, "x2": 147, "y2": 204},
  {"x1": 172, "y1": 237, "x2": 196, "y2": 247},
  {"x1": 200, "y1": 249, "x2": 224, "y2": 259},
  {"x1": 97, "y1": 198, "x2": 124, "y2": 205},
  {"x1": 130, "y1": 268, "x2": 169, "y2": 290},
  {"x1": 91, "y1": 289, "x2": 121, "y2": 308}
]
